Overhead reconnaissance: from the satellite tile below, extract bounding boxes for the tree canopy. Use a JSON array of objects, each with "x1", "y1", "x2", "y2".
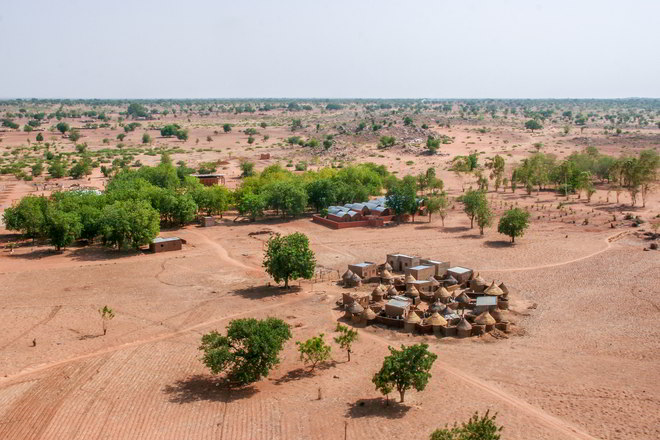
[
  {"x1": 199, "y1": 318, "x2": 292, "y2": 385},
  {"x1": 263, "y1": 232, "x2": 316, "y2": 288},
  {"x1": 497, "y1": 208, "x2": 530, "y2": 243},
  {"x1": 372, "y1": 343, "x2": 437, "y2": 403}
]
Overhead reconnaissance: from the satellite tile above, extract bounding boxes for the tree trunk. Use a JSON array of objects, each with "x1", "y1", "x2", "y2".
[
  {"x1": 511, "y1": 236, "x2": 515, "y2": 243},
  {"x1": 470, "y1": 216, "x2": 474, "y2": 228},
  {"x1": 284, "y1": 277, "x2": 289, "y2": 288},
  {"x1": 347, "y1": 349, "x2": 351, "y2": 362},
  {"x1": 399, "y1": 390, "x2": 405, "y2": 403},
  {"x1": 428, "y1": 213, "x2": 432, "y2": 223}
]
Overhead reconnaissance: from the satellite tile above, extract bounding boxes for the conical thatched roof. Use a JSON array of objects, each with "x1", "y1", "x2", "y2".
[
  {"x1": 372, "y1": 285, "x2": 384, "y2": 295},
  {"x1": 381, "y1": 269, "x2": 394, "y2": 279},
  {"x1": 351, "y1": 273, "x2": 362, "y2": 282},
  {"x1": 498, "y1": 282, "x2": 509, "y2": 295},
  {"x1": 455, "y1": 292, "x2": 470, "y2": 303},
  {"x1": 443, "y1": 307, "x2": 458, "y2": 318},
  {"x1": 427, "y1": 277, "x2": 440, "y2": 287},
  {"x1": 457, "y1": 317, "x2": 472, "y2": 331},
  {"x1": 475, "y1": 311, "x2": 496, "y2": 325},
  {"x1": 426, "y1": 312, "x2": 447, "y2": 326},
  {"x1": 435, "y1": 286, "x2": 452, "y2": 299},
  {"x1": 387, "y1": 285, "x2": 399, "y2": 296},
  {"x1": 342, "y1": 269, "x2": 354, "y2": 280},
  {"x1": 383, "y1": 262, "x2": 393, "y2": 271},
  {"x1": 362, "y1": 308, "x2": 377, "y2": 320},
  {"x1": 348, "y1": 302, "x2": 364, "y2": 314},
  {"x1": 429, "y1": 301, "x2": 446, "y2": 313},
  {"x1": 444, "y1": 275, "x2": 458, "y2": 286},
  {"x1": 485, "y1": 281, "x2": 504, "y2": 296},
  {"x1": 473, "y1": 274, "x2": 487, "y2": 286},
  {"x1": 491, "y1": 309, "x2": 503, "y2": 322},
  {"x1": 405, "y1": 311, "x2": 421, "y2": 323},
  {"x1": 406, "y1": 285, "x2": 420, "y2": 297},
  {"x1": 405, "y1": 274, "x2": 416, "y2": 283}
]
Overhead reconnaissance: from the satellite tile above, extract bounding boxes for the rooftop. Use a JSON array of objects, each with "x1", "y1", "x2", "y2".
[
  {"x1": 448, "y1": 266, "x2": 471, "y2": 274},
  {"x1": 410, "y1": 265, "x2": 433, "y2": 271},
  {"x1": 350, "y1": 262, "x2": 375, "y2": 268},
  {"x1": 152, "y1": 237, "x2": 182, "y2": 244},
  {"x1": 476, "y1": 296, "x2": 497, "y2": 306}
]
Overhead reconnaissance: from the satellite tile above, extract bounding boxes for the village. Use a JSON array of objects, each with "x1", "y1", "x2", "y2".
[{"x1": 339, "y1": 254, "x2": 512, "y2": 337}]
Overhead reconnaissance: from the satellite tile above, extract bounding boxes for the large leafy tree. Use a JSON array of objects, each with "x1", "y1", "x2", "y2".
[
  {"x1": 263, "y1": 232, "x2": 316, "y2": 288},
  {"x1": 497, "y1": 208, "x2": 530, "y2": 243},
  {"x1": 430, "y1": 411, "x2": 503, "y2": 440},
  {"x1": 306, "y1": 178, "x2": 337, "y2": 212},
  {"x1": 524, "y1": 119, "x2": 543, "y2": 132},
  {"x1": 101, "y1": 200, "x2": 160, "y2": 250},
  {"x1": 2, "y1": 195, "x2": 48, "y2": 238},
  {"x1": 475, "y1": 200, "x2": 493, "y2": 235},
  {"x1": 334, "y1": 323, "x2": 358, "y2": 362},
  {"x1": 459, "y1": 189, "x2": 487, "y2": 229},
  {"x1": 237, "y1": 192, "x2": 266, "y2": 221},
  {"x1": 264, "y1": 181, "x2": 308, "y2": 218},
  {"x1": 199, "y1": 317, "x2": 291, "y2": 385},
  {"x1": 386, "y1": 177, "x2": 417, "y2": 221},
  {"x1": 45, "y1": 206, "x2": 82, "y2": 251},
  {"x1": 372, "y1": 343, "x2": 438, "y2": 403}
]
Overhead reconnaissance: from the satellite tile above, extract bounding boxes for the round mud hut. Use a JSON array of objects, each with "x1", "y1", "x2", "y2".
[
  {"x1": 404, "y1": 311, "x2": 421, "y2": 333},
  {"x1": 457, "y1": 317, "x2": 472, "y2": 338}
]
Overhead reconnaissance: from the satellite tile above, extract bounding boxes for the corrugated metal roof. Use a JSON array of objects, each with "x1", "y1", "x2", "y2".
[
  {"x1": 387, "y1": 299, "x2": 411, "y2": 308},
  {"x1": 448, "y1": 266, "x2": 471, "y2": 274},
  {"x1": 410, "y1": 265, "x2": 433, "y2": 270},
  {"x1": 476, "y1": 296, "x2": 497, "y2": 306},
  {"x1": 152, "y1": 237, "x2": 182, "y2": 244}
]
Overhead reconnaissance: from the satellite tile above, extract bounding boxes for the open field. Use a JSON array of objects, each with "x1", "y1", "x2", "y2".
[{"x1": 1, "y1": 100, "x2": 659, "y2": 439}]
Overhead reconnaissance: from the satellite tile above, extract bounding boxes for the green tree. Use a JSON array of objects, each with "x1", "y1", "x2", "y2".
[
  {"x1": 430, "y1": 411, "x2": 503, "y2": 440},
  {"x1": 306, "y1": 178, "x2": 337, "y2": 212},
  {"x1": 497, "y1": 208, "x2": 530, "y2": 243},
  {"x1": 56, "y1": 122, "x2": 70, "y2": 134},
  {"x1": 98, "y1": 305, "x2": 115, "y2": 336},
  {"x1": 386, "y1": 177, "x2": 417, "y2": 221},
  {"x1": 69, "y1": 159, "x2": 92, "y2": 179},
  {"x1": 297, "y1": 333, "x2": 332, "y2": 371},
  {"x1": 2, "y1": 195, "x2": 48, "y2": 238},
  {"x1": 142, "y1": 133, "x2": 152, "y2": 144},
  {"x1": 193, "y1": 185, "x2": 230, "y2": 217},
  {"x1": 68, "y1": 129, "x2": 81, "y2": 142},
  {"x1": 372, "y1": 343, "x2": 438, "y2": 403},
  {"x1": 199, "y1": 318, "x2": 292, "y2": 385},
  {"x1": 263, "y1": 232, "x2": 316, "y2": 288},
  {"x1": 459, "y1": 189, "x2": 487, "y2": 229},
  {"x1": 240, "y1": 161, "x2": 255, "y2": 177},
  {"x1": 100, "y1": 200, "x2": 160, "y2": 250},
  {"x1": 45, "y1": 206, "x2": 82, "y2": 251},
  {"x1": 265, "y1": 181, "x2": 308, "y2": 218},
  {"x1": 160, "y1": 124, "x2": 181, "y2": 137},
  {"x1": 379, "y1": 136, "x2": 396, "y2": 148},
  {"x1": 524, "y1": 119, "x2": 543, "y2": 132},
  {"x1": 223, "y1": 123, "x2": 232, "y2": 133},
  {"x1": 475, "y1": 201, "x2": 493, "y2": 235},
  {"x1": 127, "y1": 103, "x2": 149, "y2": 118},
  {"x1": 237, "y1": 191, "x2": 267, "y2": 222},
  {"x1": 426, "y1": 136, "x2": 441, "y2": 154},
  {"x1": 36, "y1": 132, "x2": 44, "y2": 142},
  {"x1": 334, "y1": 323, "x2": 358, "y2": 362}
]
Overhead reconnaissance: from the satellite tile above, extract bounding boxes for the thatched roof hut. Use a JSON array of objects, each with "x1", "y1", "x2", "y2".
[
  {"x1": 381, "y1": 269, "x2": 394, "y2": 280},
  {"x1": 429, "y1": 301, "x2": 446, "y2": 314},
  {"x1": 383, "y1": 262, "x2": 393, "y2": 271},
  {"x1": 426, "y1": 312, "x2": 447, "y2": 326},
  {"x1": 387, "y1": 285, "x2": 399, "y2": 297},
  {"x1": 498, "y1": 282, "x2": 509, "y2": 295},
  {"x1": 406, "y1": 284, "x2": 420, "y2": 298},
  {"x1": 342, "y1": 269, "x2": 354, "y2": 280},
  {"x1": 427, "y1": 277, "x2": 440, "y2": 287},
  {"x1": 435, "y1": 286, "x2": 452, "y2": 300},
  {"x1": 457, "y1": 317, "x2": 472, "y2": 331},
  {"x1": 475, "y1": 311, "x2": 496, "y2": 325},
  {"x1": 405, "y1": 274, "x2": 416, "y2": 284},
  {"x1": 490, "y1": 308, "x2": 503, "y2": 322},
  {"x1": 455, "y1": 292, "x2": 471, "y2": 303},
  {"x1": 405, "y1": 311, "x2": 421, "y2": 324},
  {"x1": 484, "y1": 281, "x2": 504, "y2": 296},
  {"x1": 347, "y1": 302, "x2": 364, "y2": 314},
  {"x1": 362, "y1": 308, "x2": 377, "y2": 321}
]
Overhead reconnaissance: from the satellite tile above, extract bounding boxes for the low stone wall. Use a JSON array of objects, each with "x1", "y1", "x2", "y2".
[{"x1": 312, "y1": 215, "x2": 394, "y2": 229}]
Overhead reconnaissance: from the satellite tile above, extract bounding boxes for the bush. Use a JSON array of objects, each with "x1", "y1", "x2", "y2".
[
  {"x1": 430, "y1": 411, "x2": 503, "y2": 440},
  {"x1": 296, "y1": 334, "x2": 332, "y2": 370}
]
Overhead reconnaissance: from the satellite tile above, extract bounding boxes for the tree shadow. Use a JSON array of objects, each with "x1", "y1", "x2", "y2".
[
  {"x1": 69, "y1": 245, "x2": 142, "y2": 262},
  {"x1": 345, "y1": 397, "x2": 411, "y2": 419},
  {"x1": 483, "y1": 240, "x2": 514, "y2": 248},
  {"x1": 8, "y1": 248, "x2": 62, "y2": 260},
  {"x1": 274, "y1": 361, "x2": 338, "y2": 385},
  {"x1": 232, "y1": 285, "x2": 303, "y2": 300},
  {"x1": 441, "y1": 226, "x2": 471, "y2": 233},
  {"x1": 78, "y1": 334, "x2": 102, "y2": 340},
  {"x1": 459, "y1": 233, "x2": 482, "y2": 239},
  {"x1": 414, "y1": 225, "x2": 439, "y2": 230},
  {"x1": 162, "y1": 375, "x2": 258, "y2": 404}
]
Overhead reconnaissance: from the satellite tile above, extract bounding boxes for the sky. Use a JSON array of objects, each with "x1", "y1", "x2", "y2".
[{"x1": 0, "y1": 0, "x2": 658, "y2": 99}]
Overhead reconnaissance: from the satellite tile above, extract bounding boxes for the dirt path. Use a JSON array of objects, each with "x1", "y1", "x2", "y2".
[
  {"x1": 185, "y1": 229, "x2": 261, "y2": 272},
  {"x1": 356, "y1": 327, "x2": 598, "y2": 440},
  {"x1": 481, "y1": 231, "x2": 628, "y2": 273},
  {"x1": 0, "y1": 292, "x2": 309, "y2": 386}
]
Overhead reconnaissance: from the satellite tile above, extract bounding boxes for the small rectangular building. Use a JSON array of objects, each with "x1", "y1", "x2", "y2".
[
  {"x1": 386, "y1": 254, "x2": 421, "y2": 272},
  {"x1": 201, "y1": 216, "x2": 215, "y2": 227},
  {"x1": 406, "y1": 265, "x2": 436, "y2": 281},
  {"x1": 447, "y1": 266, "x2": 473, "y2": 284},
  {"x1": 385, "y1": 296, "x2": 412, "y2": 317},
  {"x1": 149, "y1": 237, "x2": 185, "y2": 253},
  {"x1": 191, "y1": 174, "x2": 226, "y2": 186},
  {"x1": 475, "y1": 296, "x2": 498, "y2": 314},
  {"x1": 348, "y1": 262, "x2": 378, "y2": 280},
  {"x1": 420, "y1": 259, "x2": 450, "y2": 277}
]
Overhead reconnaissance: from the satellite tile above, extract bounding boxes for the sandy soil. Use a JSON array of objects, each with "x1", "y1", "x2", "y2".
[{"x1": 0, "y1": 109, "x2": 658, "y2": 440}]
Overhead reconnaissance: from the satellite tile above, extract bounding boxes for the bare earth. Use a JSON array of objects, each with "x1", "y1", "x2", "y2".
[{"x1": 0, "y1": 109, "x2": 658, "y2": 439}]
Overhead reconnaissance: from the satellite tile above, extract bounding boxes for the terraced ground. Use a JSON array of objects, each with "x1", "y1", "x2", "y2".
[{"x1": 0, "y1": 212, "x2": 658, "y2": 440}]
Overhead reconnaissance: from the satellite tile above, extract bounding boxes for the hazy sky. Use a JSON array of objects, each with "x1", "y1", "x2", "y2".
[{"x1": 1, "y1": 0, "x2": 658, "y2": 99}]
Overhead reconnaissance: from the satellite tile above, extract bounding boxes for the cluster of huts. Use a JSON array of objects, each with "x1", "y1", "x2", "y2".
[
  {"x1": 339, "y1": 253, "x2": 512, "y2": 338},
  {"x1": 326, "y1": 197, "x2": 392, "y2": 222}
]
